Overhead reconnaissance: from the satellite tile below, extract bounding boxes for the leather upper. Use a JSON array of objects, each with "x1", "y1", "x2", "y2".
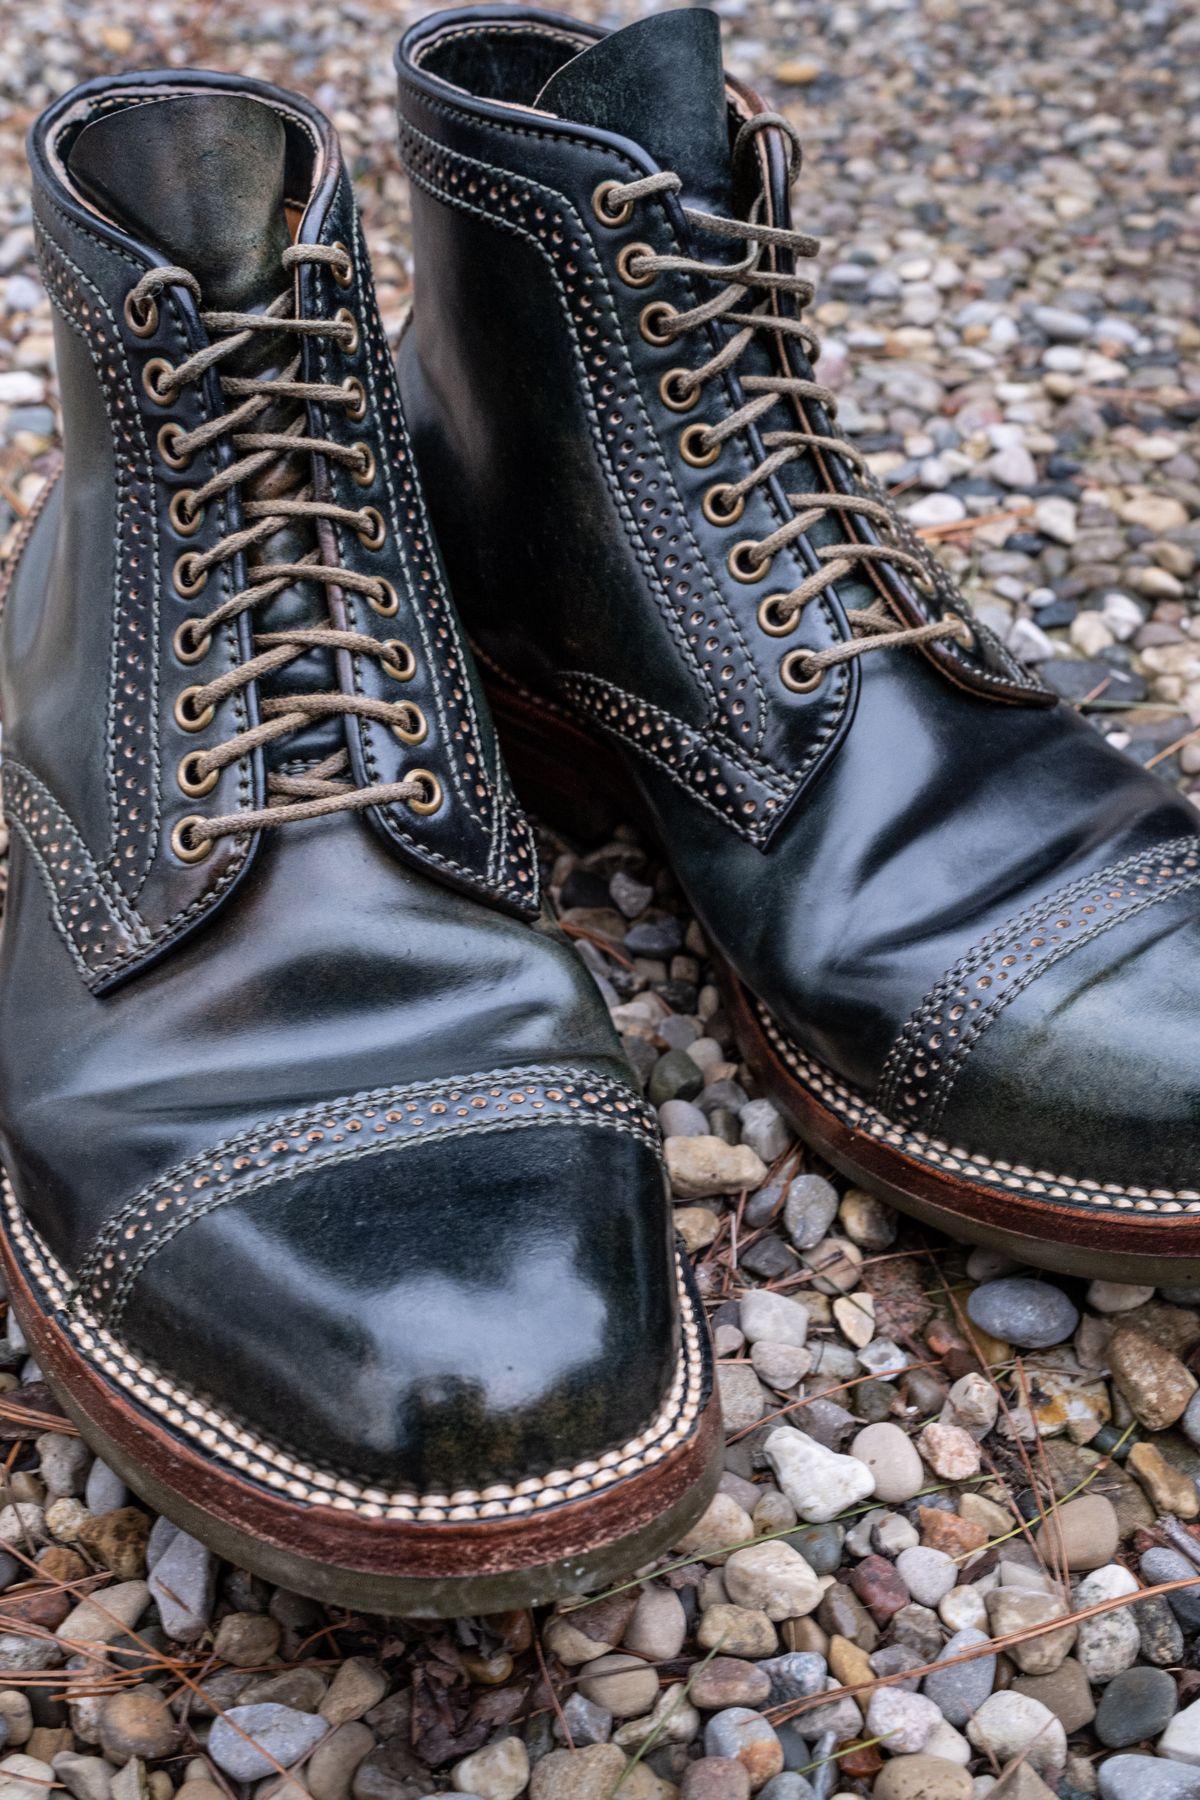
[
  {"x1": 1, "y1": 69, "x2": 686, "y2": 1494},
  {"x1": 394, "y1": 5, "x2": 1200, "y2": 1192}
]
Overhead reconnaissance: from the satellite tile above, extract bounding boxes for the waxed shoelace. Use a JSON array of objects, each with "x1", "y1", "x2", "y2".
[
  {"x1": 127, "y1": 244, "x2": 435, "y2": 858},
  {"x1": 601, "y1": 115, "x2": 971, "y2": 689}
]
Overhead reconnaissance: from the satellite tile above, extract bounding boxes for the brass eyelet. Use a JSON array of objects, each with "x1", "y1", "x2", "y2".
[
  {"x1": 639, "y1": 302, "x2": 677, "y2": 347},
  {"x1": 172, "y1": 618, "x2": 212, "y2": 665},
  {"x1": 392, "y1": 703, "x2": 428, "y2": 747},
  {"x1": 660, "y1": 368, "x2": 699, "y2": 413},
  {"x1": 369, "y1": 579, "x2": 399, "y2": 617},
  {"x1": 757, "y1": 592, "x2": 798, "y2": 638},
  {"x1": 729, "y1": 539, "x2": 772, "y2": 583},
  {"x1": 381, "y1": 639, "x2": 416, "y2": 681},
  {"x1": 169, "y1": 488, "x2": 204, "y2": 538},
  {"x1": 351, "y1": 444, "x2": 376, "y2": 488},
  {"x1": 177, "y1": 749, "x2": 218, "y2": 799},
  {"x1": 949, "y1": 613, "x2": 974, "y2": 648},
  {"x1": 143, "y1": 358, "x2": 179, "y2": 406},
  {"x1": 157, "y1": 422, "x2": 192, "y2": 471},
  {"x1": 356, "y1": 506, "x2": 386, "y2": 551},
  {"x1": 331, "y1": 241, "x2": 354, "y2": 289},
  {"x1": 703, "y1": 483, "x2": 745, "y2": 527},
  {"x1": 592, "y1": 180, "x2": 635, "y2": 228},
  {"x1": 123, "y1": 291, "x2": 158, "y2": 338},
  {"x1": 171, "y1": 815, "x2": 214, "y2": 863},
  {"x1": 407, "y1": 769, "x2": 443, "y2": 815},
  {"x1": 173, "y1": 552, "x2": 208, "y2": 598},
  {"x1": 679, "y1": 422, "x2": 720, "y2": 468},
  {"x1": 343, "y1": 376, "x2": 367, "y2": 422},
  {"x1": 335, "y1": 306, "x2": 360, "y2": 357},
  {"x1": 781, "y1": 650, "x2": 826, "y2": 694},
  {"x1": 174, "y1": 685, "x2": 215, "y2": 732},
  {"x1": 616, "y1": 242, "x2": 656, "y2": 288}
]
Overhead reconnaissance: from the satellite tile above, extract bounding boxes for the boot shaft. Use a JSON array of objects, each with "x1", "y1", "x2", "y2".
[
  {"x1": 395, "y1": 6, "x2": 1055, "y2": 861},
  {"x1": 6, "y1": 71, "x2": 535, "y2": 996}
]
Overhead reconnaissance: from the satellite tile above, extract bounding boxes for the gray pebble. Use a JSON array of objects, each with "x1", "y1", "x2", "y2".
[
  {"x1": 758, "y1": 1654, "x2": 827, "y2": 1706},
  {"x1": 147, "y1": 1529, "x2": 215, "y2": 1640},
  {"x1": 921, "y1": 1627, "x2": 996, "y2": 1727},
  {"x1": 555, "y1": 1694, "x2": 612, "y2": 1746},
  {"x1": 1180, "y1": 1388, "x2": 1200, "y2": 1451},
  {"x1": 610, "y1": 871, "x2": 654, "y2": 918},
  {"x1": 1094, "y1": 1665, "x2": 1179, "y2": 1748},
  {"x1": 659, "y1": 1099, "x2": 709, "y2": 1138},
  {"x1": 704, "y1": 1708, "x2": 782, "y2": 1768},
  {"x1": 208, "y1": 1703, "x2": 329, "y2": 1781},
  {"x1": 84, "y1": 1460, "x2": 128, "y2": 1515},
  {"x1": 1134, "y1": 1592, "x2": 1186, "y2": 1667},
  {"x1": 1140, "y1": 1549, "x2": 1200, "y2": 1628},
  {"x1": 649, "y1": 1050, "x2": 704, "y2": 1107},
  {"x1": 967, "y1": 1276, "x2": 1079, "y2": 1348},
  {"x1": 1098, "y1": 1756, "x2": 1200, "y2": 1800},
  {"x1": 787, "y1": 1524, "x2": 843, "y2": 1577},
  {"x1": 758, "y1": 1778, "x2": 815, "y2": 1800},
  {"x1": 738, "y1": 1100, "x2": 790, "y2": 1164},
  {"x1": 782, "y1": 1176, "x2": 839, "y2": 1250}
]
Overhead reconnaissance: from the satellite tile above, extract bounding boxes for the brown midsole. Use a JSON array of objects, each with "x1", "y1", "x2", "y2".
[{"x1": 482, "y1": 669, "x2": 1200, "y2": 1281}]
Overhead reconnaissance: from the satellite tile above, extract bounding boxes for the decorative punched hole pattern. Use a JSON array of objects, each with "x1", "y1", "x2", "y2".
[
  {"x1": 36, "y1": 231, "x2": 161, "y2": 896},
  {"x1": 877, "y1": 840, "x2": 1200, "y2": 1132},
  {"x1": 757, "y1": 998, "x2": 1200, "y2": 1215},
  {"x1": 3, "y1": 761, "x2": 143, "y2": 980},
  {"x1": 79, "y1": 1070, "x2": 659, "y2": 1320}
]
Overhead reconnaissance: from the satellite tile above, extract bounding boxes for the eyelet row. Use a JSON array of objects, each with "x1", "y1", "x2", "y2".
[{"x1": 128, "y1": 262, "x2": 443, "y2": 861}]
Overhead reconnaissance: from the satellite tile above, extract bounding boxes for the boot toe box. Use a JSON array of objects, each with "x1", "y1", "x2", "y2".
[
  {"x1": 104, "y1": 1079, "x2": 684, "y2": 1497},
  {"x1": 933, "y1": 883, "x2": 1200, "y2": 1195}
]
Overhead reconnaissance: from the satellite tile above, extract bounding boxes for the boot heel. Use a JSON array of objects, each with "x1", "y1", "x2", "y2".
[{"x1": 484, "y1": 667, "x2": 629, "y2": 842}]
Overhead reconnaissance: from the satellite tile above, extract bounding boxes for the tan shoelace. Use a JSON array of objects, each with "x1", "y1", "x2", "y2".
[
  {"x1": 127, "y1": 245, "x2": 436, "y2": 862},
  {"x1": 599, "y1": 115, "x2": 970, "y2": 691}
]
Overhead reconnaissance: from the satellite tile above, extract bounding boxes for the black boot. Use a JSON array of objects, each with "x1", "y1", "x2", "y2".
[
  {"x1": 396, "y1": 5, "x2": 1200, "y2": 1283},
  {"x1": 0, "y1": 69, "x2": 718, "y2": 1612}
]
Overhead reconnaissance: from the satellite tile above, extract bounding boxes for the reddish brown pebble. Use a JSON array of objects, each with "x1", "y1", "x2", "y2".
[
  {"x1": 688, "y1": 1657, "x2": 773, "y2": 1710},
  {"x1": 835, "y1": 1740, "x2": 884, "y2": 1780},
  {"x1": 2, "y1": 1585, "x2": 72, "y2": 1630},
  {"x1": 850, "y1": 1554, "x2": 910, "y2": 1623},
  {"x1": 917, "y1": 1508, "x2": 988, "y2": 1555}
]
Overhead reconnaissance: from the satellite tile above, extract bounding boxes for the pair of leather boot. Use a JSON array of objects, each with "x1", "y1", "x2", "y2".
[{"x1": 3, "y1": 8, "x2": 1197, "y2": 1613}]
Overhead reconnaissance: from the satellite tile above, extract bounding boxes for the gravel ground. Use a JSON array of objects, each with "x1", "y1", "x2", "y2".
[{"x1": 2, "y1": 2, "x2": 1200, "y2": 1799}]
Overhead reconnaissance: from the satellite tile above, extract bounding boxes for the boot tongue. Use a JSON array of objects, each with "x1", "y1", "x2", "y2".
[
  {"x1": 67, "y1": 93, "x2": 289, "y2": 312},
  {"x1": 535, "y1": 10, "x2": 732, "y2": 209}
]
